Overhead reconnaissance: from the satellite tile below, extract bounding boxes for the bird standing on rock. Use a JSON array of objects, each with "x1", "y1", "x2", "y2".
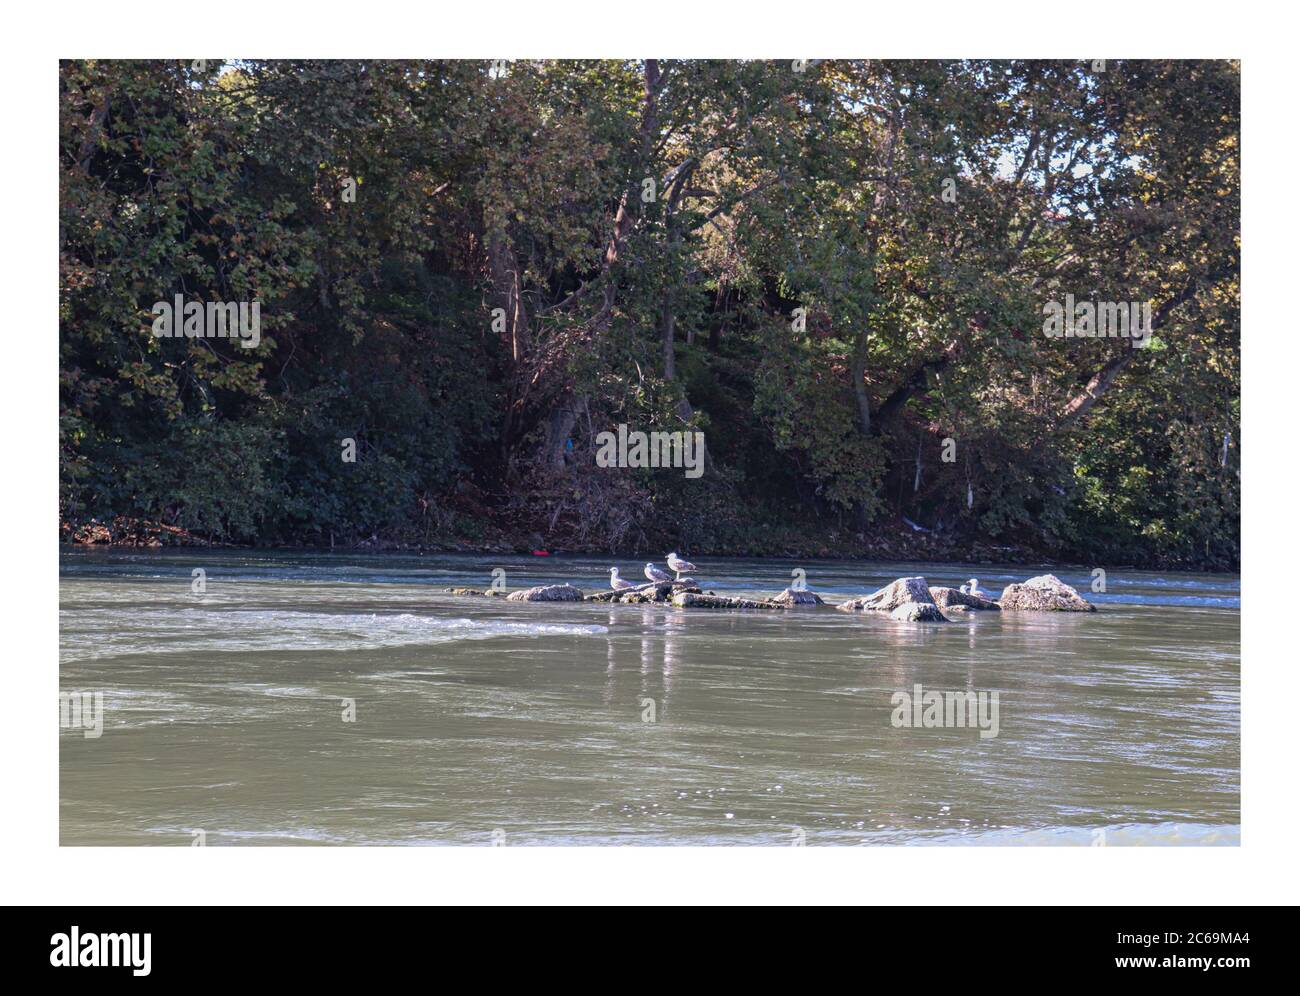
[
  {"x1": 966, "y1": 578, "x2": 992, "y2": 599},
  {"x1": 665, "y1": 552, "x2": 696, "y2": 579},
  {"x1": 645, "y1": 562, "x2": 673, "y2": 583},
  {"x1": 609, "y1": 568, "x2": 634, "y2": 591}
]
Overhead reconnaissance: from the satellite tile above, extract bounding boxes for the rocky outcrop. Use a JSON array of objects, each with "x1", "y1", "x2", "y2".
[
  {"x1": 617, "y1": 588, "x2": 660, "y2": 604},
  {"x1": 998, "y1": 574, "x2": 1096, "y2": 612},
  {"x1": 505, "y1": 583, "x2": 585, "y2": 602},
  {"x1": 771, "y1": 587, "x2": 826, "y2": 607},
  {"x1": 890, "y1": 602, "x2": 949, "y2": 622},
  {"x1": 838, "y1": 576, "x2": 935, "y2": 613},
  {"x1": 609, "y1": 581, "x2": 701, "y2": 603},
  {"x1": 837, "y1": 576, "x2": 948, "y2": 622},
  {"x1": 583, "y1": 581, "x2": 705, "y2": 604},
  {"x1": 671, "y1": 592, "x2": 781, "y2": 610},
  {"x1": 929, "y1": 586, "x2": 1000, "y2": 611}
]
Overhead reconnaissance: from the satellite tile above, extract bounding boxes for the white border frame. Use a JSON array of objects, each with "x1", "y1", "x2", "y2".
[{"x1": 6, "y1": 0, "x2": 1291, "y2": 905}]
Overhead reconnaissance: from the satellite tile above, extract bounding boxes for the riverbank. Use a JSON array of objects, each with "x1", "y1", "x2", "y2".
[{"x1": 59, "y1": 514, "x2": 1235, "y2": 573}]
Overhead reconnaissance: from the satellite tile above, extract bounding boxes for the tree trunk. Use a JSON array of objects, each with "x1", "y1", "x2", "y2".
[
  {"x1": 871, "y1": 339, "x2": 960, "y2": 431},
  {"x1": 1057, "y1": 272, "x2": 1226, "y2": 426},
  {"x1": 77, "y1": 96, "x2": 109, "y2": 175},
  {"x1": 514, "y1": 60, "x2": 664, "y2": 475},
  {"x1": 487, "y1": 234, "x2": 526, "y2": 364},
  {"x1": 1059, "y1": 351, "x2": 1134, "y2": 422},
  {"x1": 850, "y1": 347, "x2": 871, "y2": 435},
  {"x1": 662, "y1": 306, "x2": 676, "y2": 381},
  {"x1": 539, "y1": 392, "x2": 578, "y2": 473}
]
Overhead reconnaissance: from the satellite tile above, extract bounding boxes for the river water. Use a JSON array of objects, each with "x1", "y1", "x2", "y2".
[{"x1": 59, "y1": 550, "x2": 1239, "y2": 845}]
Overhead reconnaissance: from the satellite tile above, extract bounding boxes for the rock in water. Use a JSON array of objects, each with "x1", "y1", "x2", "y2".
[
  {"x1": 838, "y1": 576, "x2": 935, "y2": 613},
  {"x1": 890, "y1": 602, "x2": 948, "y2": 622},
  {"x1": 650, "y1": 581, "x2": 678, "y2": 602},
  {"x1": 929, "y1": 586, "x2": 1001, "y2": 611},
  {"x1": 772, "y1": 587, "x2": 826, "y2": 607},
  {"x1": 505, "y1": 583, "x2": 584, "y2": 602},
  {"x1": 671, "y1": 592, "x2": 781, "y2": 610},
  {"x1": 998, "y1": 574, "x2": 1096, "y2": 612}
]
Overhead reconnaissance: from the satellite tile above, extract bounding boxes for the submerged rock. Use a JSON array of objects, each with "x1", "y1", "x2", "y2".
[
  {"x1": 445, "y1": 587, "x2": 485, "y2": 596},
  {"x1": 999, "y1": 574, "x2": 1096, "y2": 612},
  {"x1": 929, "y1": 586, "x2": 1001, "y2": 611},
  {"x1": 505, "y1": 583, "x2": 585, "y2": 602},
  {"x1": 838, "y1": 576, "x2": 935, "y2": 613},
  {"x1": 890, "y1": 602, "x2": 949, "y2": 622},
  {"x1": 772, "y1": 587, "x2": 826, "y2": 607},
  {"x1": 671, "y1": 592, "x2": 781, "y2": 610}
]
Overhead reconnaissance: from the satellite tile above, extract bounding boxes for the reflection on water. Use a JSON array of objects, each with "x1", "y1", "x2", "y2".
[{"x1": 59, "y1": 549, "x2": 1239, "y2": 845}]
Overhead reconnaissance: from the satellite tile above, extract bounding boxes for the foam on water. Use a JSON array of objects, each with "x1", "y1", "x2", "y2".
[{"x1": 61, "y1": 607, "x2": 608, "y2": 661}]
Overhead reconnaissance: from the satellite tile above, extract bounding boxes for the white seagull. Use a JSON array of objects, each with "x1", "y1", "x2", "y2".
[
  {"x1": 966, "y1": 578, "x2": 992, "y2": 599},
  {"x1": 645, "y1": 562, "x2": 673, "y2": 583},
  {"x1": 609, "y1": 567, "x2": 635, "y2": 591},
  {"x1": 665, "y1": 552, "x2": 697, "y2": 579}
]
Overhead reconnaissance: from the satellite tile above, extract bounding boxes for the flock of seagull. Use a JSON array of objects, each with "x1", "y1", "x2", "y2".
[
  {"x1": 605, "y1": 556, "x2": 994, "y2": 600},
  {"x1": 608, "y1": 552, "x2": 697, "y2": 590}
]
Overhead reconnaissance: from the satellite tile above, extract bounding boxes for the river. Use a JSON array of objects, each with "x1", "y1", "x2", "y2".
[{"x1": 59, "y1": 549, "x2": 1239, "y2": 845}]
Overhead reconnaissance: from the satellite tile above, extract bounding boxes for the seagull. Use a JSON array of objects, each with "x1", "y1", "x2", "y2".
[
  {"x1": 959, "y1": 583, "x2": 970, "y2": 594},
  {"x1": 665, "y1": 552, "x2": 696, "y2": 579},
  {"x1": 966, "y1": 578, "x2": 992, "y2": 599},
  {"x1": 645, "y1": 562, "x2": 673, "y2": 583},
  {"x1": 609, "y1": 567, "x2": 635, "y2": 591}
]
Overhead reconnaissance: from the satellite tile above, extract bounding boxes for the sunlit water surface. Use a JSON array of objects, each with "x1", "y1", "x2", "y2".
[{"x1": 59, "y1": 550, "x2": 1239, "y2": 845}]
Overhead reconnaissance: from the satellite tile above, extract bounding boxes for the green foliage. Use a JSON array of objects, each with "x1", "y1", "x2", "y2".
[
  {"x1": 753, "y1": 319, "x2": 887, "y2": 516},
  {"x1": 60, "y1": 59, "x2": 1239, "y2": 568}
]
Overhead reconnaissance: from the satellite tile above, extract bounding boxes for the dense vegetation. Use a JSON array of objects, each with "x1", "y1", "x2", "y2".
[{"x1": 60, "y1": 59, "x2": 1239, "y2": 568}]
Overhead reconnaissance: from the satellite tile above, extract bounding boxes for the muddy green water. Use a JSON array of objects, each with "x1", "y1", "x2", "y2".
[{"x1": 59, "y1": 550, "x2": 1239, "y2": 845}]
